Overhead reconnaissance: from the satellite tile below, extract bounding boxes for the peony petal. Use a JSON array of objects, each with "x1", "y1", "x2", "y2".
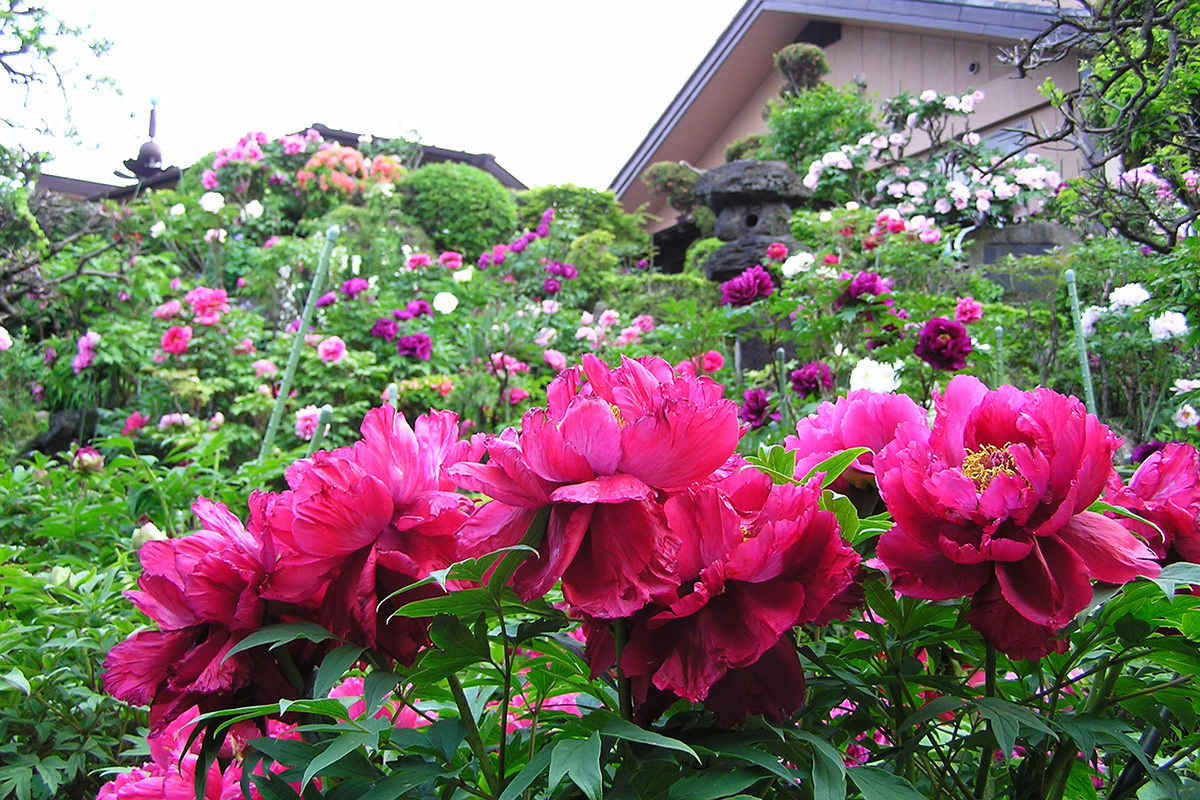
[
  {"x1": 550, "y1": 473, "x2": 655, "y2": 504},
  {"x1": 995, "y1": 536, "x2": 1092, "y2": 628},
  {"x1": 1056, "y1": 511, "x2": 1161, "y2": 583}
]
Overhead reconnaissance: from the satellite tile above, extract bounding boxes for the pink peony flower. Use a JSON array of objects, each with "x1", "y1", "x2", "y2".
[
  {"x1": 72, "y1": 330, "x2": 100, "y2": 374},
  {"x1": 450, "y1": 354, "x2": 742, "y2": 619},
  {"x1": 200, "y1": 169, "x2": 219, "y2": 190},
  {"x1": 874, "y1": 376, "x2": 1161, "y2": 659},
  {"x1": 317, "y1": 336, "x2": 347, "y2": 364},
  {"x1": 543, "y1": 349, "x2": 568, "y2": 372},
  {"x1": 438, "y1": 251, "x2": 463, "y2": 270},
  {"x1": 700, "y1": 350, "x2": 725, "y2": 373},
  {"x1": 765, "y1": 241, "x2": 789, "y2": 262},
  {"x1": 295, "y1": 405, "x2": 322, "y2": 440},
  {"x1": 153, "y1": 299, "x2": 182, "y2": 319},
  {"x1": 507, "y1": 387, "x2": 530, "y2": 405},
  {"x1": 1104, "y1": 443, "x2": 1200, "y2": 561},
  {"x1": 955, "y1": 296, "x2": 984, "y2": 325},
  {"x1": 160, "y1": 325, "x2": 192, "y2": 356},
  {"x1": 407, "y1": 253, "x2": 432, "y2": 270},
  {"x1": 184, "y1": 286, "x2": 229, "y2": 326},
  {"x1": 232, "y1": 338, "x2": 255, "y2": 355},
  {"x1": 251, "y1": 358, "x2": 277, "y2": 377},
  {"x1": 122, "y1": 411, "x2": 150, "y2": 437}
]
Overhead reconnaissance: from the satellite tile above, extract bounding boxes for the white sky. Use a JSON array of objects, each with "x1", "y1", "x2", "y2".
[{"x1": 9, "y1": 1, "x2": 746, "y2": 191}]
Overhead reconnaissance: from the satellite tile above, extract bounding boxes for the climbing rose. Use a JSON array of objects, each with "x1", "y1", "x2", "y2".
[{"x1": 874, "y1": 376, "x2": 1161, "y2": 659}]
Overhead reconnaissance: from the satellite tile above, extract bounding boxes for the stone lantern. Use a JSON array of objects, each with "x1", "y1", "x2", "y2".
[{"x1": 693, "y1": 159, "x2": 810, "y2": 282}]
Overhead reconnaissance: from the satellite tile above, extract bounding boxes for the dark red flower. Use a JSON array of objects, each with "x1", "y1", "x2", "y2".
[
  {"x1": 720, "y1": 265, "x2": 774, "y2": 306},
  {"x1": 790, "y1": 361, "x2": 834, "y2": 399},
  {"x1": 914, "y1": 316, "x2": 972, "y2": 371},
  {"x1": 874, "y1": 376, "x2": 1161, "y2": 659}
]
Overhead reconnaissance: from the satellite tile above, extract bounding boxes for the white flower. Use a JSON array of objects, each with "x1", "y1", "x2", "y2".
[
  {"x1": 1108, "y1": 283, "x2": 1151, "y2": 311},
  {"x1": 1081, "y1": 305, "x2": 1105, "y2": 337},
  {"x1": 451, "y1": 266, "x2": 474, "y2": 283},
  {"x1": 818, "y1": 211, "x2": 833, "y2": 222},
  {"x1": 781, "y1": 251, "x2": 816, "y2": 278},
  {"x1": 849, "y1": 358, "x2": 903, "y2": 392},
  {"x1": 1171, "y1": 378, "x2": 1200, "y2": 394},
  {"x1": 149, "y1": 220, "x2": 166, "y2": 238},
  {"x1": 432, "y1": 291, "x2": 459, "y2": 314},
  {"x1": 845, "y1": 201, "x2": 860, "y2": 211},
  {"x1": 168, "y1": 203, "x2": 186, "y2": 217},
  {"x1": 1149, "y1": 310, "x2": 1188, "y2": 341},
  {"x1": 242, "y1": 199, "x2": 264, "y2": 220},
  {"x1": 919, "y1": 89, "x2": 938, "y2": 103},
  {"x1": 1173, "y1": 403, "x2": 1199, "y2": 428},
  {"x1": 198, "y1": 192, "x2": 225, "y2": 214}
]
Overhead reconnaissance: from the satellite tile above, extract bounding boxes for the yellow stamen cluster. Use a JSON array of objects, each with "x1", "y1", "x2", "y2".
[{"x1": 960, "y1": 443, "x2": 1020, "y2": 492}]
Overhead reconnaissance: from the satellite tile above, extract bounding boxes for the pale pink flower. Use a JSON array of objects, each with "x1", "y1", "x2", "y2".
[
  {"x1": 153, "y1": 300, "x2": 182, "y2": 319},
  {"x1": 317, "y1": 336, "x2": 347, "y2": 364},
  {"x1": 252, "y1": 359, "x2": 278, "y2": 377},
  {"x1": 543, "y1": 349, "x2": 568, "y2": 372},
  {"x1": 295, "y1": 405, "x2": 322, "y2": 440}
]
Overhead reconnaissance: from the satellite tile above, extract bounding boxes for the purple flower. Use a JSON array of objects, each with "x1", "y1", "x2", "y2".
[
  {"x1": 545, "y1": 260, "x2": 578, "y2": 279},
  {"x1": 837, "y1": 271, "x2": 893, "y2": 306},
  {"x1": 790, "y1": 362, "x2": 834, "y2": 398},
  {"x1": 342, "y1": 277, "x2": 370, "y2": 298},
  {"x1": 543, "y1": 277, "x2": 561, "y2": 295},
  {"x1": 1130, "y1": 439, "x2": 1168, "y2": 465},
  {"x1": 914, "y1": 317, "x2": 972, "y2": 371},
  {"x1": 396, "y1": 333, "x2": 433, "y2": 361},
  {"x1": 720, "y1": 265, "x2": 774, "y2": 307},
  {"x1": 739, "y1": 388, "x2": 780, "y2": 429},
  {"x1": 316, "y1": 291, "x2": 337, "y2": 308},
  {"x1": 393, "y1": 307, "x2": 413, "y2": 321},
  {"x1": 478, "y1": 252, "x2": 493, "y2": 269},
  {"x1": 370, "y1": 317, "x2": 399, "y2": 341},
  {"x1": 406, "y1": 299, "x2": 433, "y2": 318}
]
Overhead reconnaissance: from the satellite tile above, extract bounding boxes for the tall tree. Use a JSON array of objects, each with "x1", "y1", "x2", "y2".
[{"x1": 1004, "y1": 0, "x2": 1199, "y2": 250}]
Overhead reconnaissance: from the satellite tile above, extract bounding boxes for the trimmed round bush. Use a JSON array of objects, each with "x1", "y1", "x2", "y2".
[{"x1": 400, "y1": 162, "x2": 518, "y2": 258}]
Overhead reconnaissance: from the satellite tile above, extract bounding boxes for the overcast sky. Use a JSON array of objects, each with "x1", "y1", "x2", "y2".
[{"x1": 8, "y1": 1, "x2": 746, "y2": 191}]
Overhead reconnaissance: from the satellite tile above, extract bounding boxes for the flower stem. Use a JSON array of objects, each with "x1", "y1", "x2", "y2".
[
  {"x1": 304, "y1": 404, "x2": 334, "y2": 458},
  {"x1": 258, "y1": 225, "x2": 339, "y2": 460},
  {"x1": 1063, "y1": 269, "x2": 1096, "y2": 414},
  {"x1": 972, "y1": 644, "x2": 997, "y2": 799},
  {"x1": 447, "y1": 672, "x2": 501, "y2": 793},
  {"x1": 612, "y1": 618, "x2": 633, "y2": 722}
]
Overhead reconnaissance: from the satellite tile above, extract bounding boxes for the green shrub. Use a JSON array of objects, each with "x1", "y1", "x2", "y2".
[
  {"x1": 726, "y1": 134, "x2": 766, "y2": 162},
  {"x1": 774, "y1": 43, "x2": 831, "y2": 95},
  {"x1": 399, "y1": 162, "x2": 518, "y2": 258},
  {"x1": 515, "y1": 183, "x2": 651, "y2": 265},
  {"x1": 763, "y1": 83, "x2": 876, "y2": 174},
  {"x1": 683, "y1": 236, "x2": 724, "y2": 274}
]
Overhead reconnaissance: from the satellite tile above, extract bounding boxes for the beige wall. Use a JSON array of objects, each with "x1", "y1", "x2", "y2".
[{"x1": 642, "y1": 23, "x2": 1080, "y2": 233}]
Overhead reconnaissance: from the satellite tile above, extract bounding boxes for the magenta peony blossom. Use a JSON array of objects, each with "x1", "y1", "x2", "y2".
[
  {"x1": 766, "y1": 241, "x2": 789, "y2": 262},
  {"x1": 370, "y1": 317, "x2": 400, "y2": 341},
  {"x1": 955, "y1": 296, "x2": 984, "y2": 325},
  {"x1": 790, "y1": 361, "x2": 834, "y2": 398},
  {"x1": 614, "y1": 465, "x2": 859, "y2": 724},
  {"x1": 317, "y1": 336, "x2": 347, "y2": 363},
  {"x1": 122, "y1": 411, "x2": 150, "y2": 437},
  {"x1": 316, "y1": 291, "x2": 337, "y2": 308},
  {"x1": 874, "y1": 376, "x2": 1161, "y2": 659},
  {"x1": 701, "y1": 350, "x2": 724, "y2": 373},
  {"x1": 720, "y1": 265, "x2": 774, "y2": 306},
  {"x1": 438, "y1": 251, "x2": 463, "y2": 270},
  {"x1": 1104, "y1": 442, "x2": 1200, "y2": 561},
  {"x1": 184, "y1": 286, "x2": 230, "y2": 326},
  {"x1": 543, "y1": 277, "x2": 562, "y2": 294},
  {"x1": 396, "y1": 333, "x2": 433, "y2": 361},
  {"x1": 342, "y1": 277, "x2": 370, "y2": 298},
  {"x1": 153, "y1": 299, "x2": 182, "y2": 319},
  {"x1": 914, "y1": 316, "x2": 972, "y2": 371},
  {"x1": 72, "y1": 330, "x2": 100, "y2": 374},
  {"x1": 449, "y1": 354, "x2": 742, "y2": 619},
  {"x1": 160, "y1": 325, "x2": 193, "y2": 356},
  {"x1": 739, "y1": 388, "x2": 780, "y2": 429}
]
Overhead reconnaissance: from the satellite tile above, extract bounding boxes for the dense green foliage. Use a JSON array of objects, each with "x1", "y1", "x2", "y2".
[{"x1": 399, "y1": 162, "x2": 519, "y2": 258}]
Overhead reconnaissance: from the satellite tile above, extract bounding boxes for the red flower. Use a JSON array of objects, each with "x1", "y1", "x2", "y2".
[
  {"x1": 874, "y1": 377, "x2": 1161, "y2": 659},
  {"x1": 914, "y1": 316, "x2": 972, "y2": 371},
  {"x1": 451, "y1": 355, "x2": 741, "y2": 618},
  {"x1": 1104, "y1": 442, "x2": 1200, "y2": 561},
  {"x1": 613, "y1": 465, "x2": 858, "y2": 723}
]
